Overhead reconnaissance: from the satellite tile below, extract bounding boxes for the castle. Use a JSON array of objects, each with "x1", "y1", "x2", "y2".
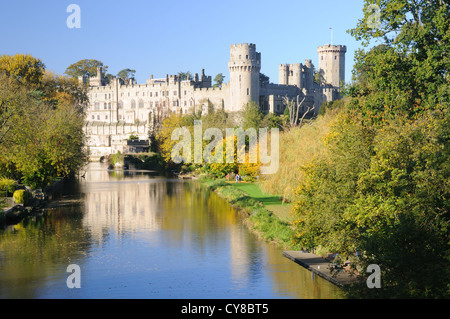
[{"x1": 83, "y1": 43, "x2": 346, "y2": 157}]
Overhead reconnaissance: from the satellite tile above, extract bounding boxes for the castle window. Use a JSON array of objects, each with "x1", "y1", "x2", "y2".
[
  {"x1": 247, "y1": 88, "x2": 249, "y2": 96},
  {"x1": 173, "y1": 91, "x2": 177, "y2": 96},
  {"x1": 104, "y1": 103, "x2": 107, "y2": 109},
  {"x1": 109, "y1": 94, "x2": 111, "y2": 99},
  {"x1": 97, "y1": 115, "x2": 100, "y2": 120},
  {"x1": 105, "y1": 115, "x2": 108, "y2": 119},
  {"x1": 150, "y1": 102, "x2": 153, "y2": 107},
  {"x1": 139, "y1": 100, "x2": 144, "y2": 108},
  {"x1": 155, "y1": 92, "x2": 158, "y2": 97},
  {"x1": 335, "y1": 56, "x2": 337, "y2": 60},
  {"x1": 95, "y1": 102, "x2": 99, "y2": 110},
  {"x1": 108, "y1": 103, "x2": 111, "y2": 109},
  {"x1": 321, "y1": 56, "x2": 324, "y2": 61},
  {"x1": 246, "y1": 55, "x2": 248, "y2": 59},
  {"x1": 118, "y1": 101, "x2": 123, "y2": 109},
  {"x1": 184, "y1": 101, "x2": 187, "y2": 106},
  {"x1": 184, "y1": 90, "x2": 187, "y2": 95},
  {"x1": 150, "y1": 92, "x2": 153, "y2": 97},
  {"x1": 105, "y1": 94, "x2": 107, "y2": 99},
  {"x1": 91, "y1": 115, "x2": 94, "y2": 120},
  {"x1": 131, "y1": 100, "x2": 136, "y2": 109}
]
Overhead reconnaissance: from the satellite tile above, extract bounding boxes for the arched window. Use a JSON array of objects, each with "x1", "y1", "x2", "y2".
[
  {"x1": 138, "y1": 99, "x2": 144, "y2": 108},
  {"x1": 131, "y1": 100, "x2": 136, "y2": 109}
]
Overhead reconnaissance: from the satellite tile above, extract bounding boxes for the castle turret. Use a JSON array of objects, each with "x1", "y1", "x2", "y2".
[
  {"x1": 279, "y1": 64, "x2": 289, "y2": 85},
  {"x1": 279, "y1": 63, "x2": 303, "y2": 88},
  {"x1": 317, "y1": 44, "x2": 346, "y2": 88},
  {"x1": 303, "y1": 59, "x2": 314, "y2": 91},
  {"x1": 228, "y1": 43, "x2": 261, "y2": 112}
]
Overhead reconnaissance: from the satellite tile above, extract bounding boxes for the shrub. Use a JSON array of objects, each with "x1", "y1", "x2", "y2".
[
  {"x1": 13, "y1": 189, "x2": 29, "y2": 205},
  {"x1": 0, "y1": 177, "x2": 17, "y2": 196}
]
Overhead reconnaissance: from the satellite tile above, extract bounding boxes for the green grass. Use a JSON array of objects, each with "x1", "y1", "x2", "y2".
[{"x1": 231, "y1": 182, "x2": 293, "y2": 222}]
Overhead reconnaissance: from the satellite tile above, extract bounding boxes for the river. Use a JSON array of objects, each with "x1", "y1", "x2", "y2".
[{"x1": 0, "y1": 163, "x2": 340, "y2": 299}]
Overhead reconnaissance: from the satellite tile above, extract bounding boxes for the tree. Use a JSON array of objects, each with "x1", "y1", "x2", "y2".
[
  {"x1": 64, "y1": 59, "x2": 109, "y2": 80},
  {"x1": 1, "y1": 54, "x2": 88, "y2": 188},
  {"x1": 259, "y1": 73, "x2": 270, "y2": 86},
  {"x1": 117, "y1": 68, "x2": 136, "y2": 83},
  {"x1": 283, "y1": 95, "x2": 313, "y2": 129},
  {"x1": 177, "y1": 71, "x2": 192, "y2": 81},
  {"x1": 241, "y1": 102, "x2": 264, "y2": 130},
  {"x1": 0, "y1": 54, "x2": 45, "y2": 87},
  {"x1": 347, "y1": 0, "x2": 449, "y2": 121},
  {"x1": 213, "y1": 73, "x2": 225, "y2": 88}
]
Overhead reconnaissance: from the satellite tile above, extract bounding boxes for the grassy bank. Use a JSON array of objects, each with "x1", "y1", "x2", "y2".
[{"x1": 199, "y1": 177, "x2": 297, "y2": 250}]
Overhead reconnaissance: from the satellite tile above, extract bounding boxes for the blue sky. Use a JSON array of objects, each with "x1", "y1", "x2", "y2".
[{"x1": 0, "y1": 0, "x2": 367, "y2": 85}]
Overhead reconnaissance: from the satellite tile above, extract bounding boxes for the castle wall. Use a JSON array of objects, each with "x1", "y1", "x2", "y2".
[{"x1": 84, "y1": 42, "x2": 346, "y2": 157}]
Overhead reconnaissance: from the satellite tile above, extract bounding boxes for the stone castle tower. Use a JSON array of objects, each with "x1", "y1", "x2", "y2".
[
  {"x1": 317, "y1": 44, "x2": 347, "y2": 88},
  {"x1": 228, "y1": 43, "x2": 261, "y2": 112}
]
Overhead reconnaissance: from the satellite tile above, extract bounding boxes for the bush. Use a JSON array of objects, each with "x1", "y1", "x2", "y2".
[
  {"x1": 13, "y1": 189, "x2": 28, "y2": 205},
  {"x1": 0, "y1": 177, "x2": 17, "y2": 196}
]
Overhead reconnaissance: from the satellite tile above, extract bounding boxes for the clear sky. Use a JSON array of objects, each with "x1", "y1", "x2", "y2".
[{"x1": 0, "y1": 0, "x2": 367, "y2": 85}]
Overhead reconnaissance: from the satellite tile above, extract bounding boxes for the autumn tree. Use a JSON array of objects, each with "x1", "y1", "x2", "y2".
[{"x1": 0, "y1": 54, "x2": 88, "y2": 188}]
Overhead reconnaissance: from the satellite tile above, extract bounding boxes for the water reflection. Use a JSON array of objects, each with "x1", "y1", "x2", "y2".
[{"x1": 0, "y1": 163, "x2": 341, "y2": 299}]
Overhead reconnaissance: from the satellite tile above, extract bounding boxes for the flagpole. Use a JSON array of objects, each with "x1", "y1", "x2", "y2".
[{"x1": 329, "y1": 27, "x2": 333, "y2": 45}]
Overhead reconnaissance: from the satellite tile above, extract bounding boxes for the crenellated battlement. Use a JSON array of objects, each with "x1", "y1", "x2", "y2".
[
  {"x1": 230, "y1": 43, "x2": 256, "y2": 49},
  {"x1": 317, "y1": 44, "x2": 347, "y2": 53}
]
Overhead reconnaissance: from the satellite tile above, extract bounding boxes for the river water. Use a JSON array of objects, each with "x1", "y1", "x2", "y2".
[{"x1": 0, "y1": 163, "x2": 340, "y2": 299}]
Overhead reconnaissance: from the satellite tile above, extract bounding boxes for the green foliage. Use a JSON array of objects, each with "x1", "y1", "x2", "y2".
[
  {"x1": 13, "y1": 189, "x2": 28, "y2": 205},
  {"x1": 241, "y1": 101, "x2": 264, "y2": 130},
  {"x1": 109, "y1": 152, "x2": 125, "y2": 167},
  {"x1": 177, "y1": 71, "x2": 192, "y2": 81},
  {"x1": 0, "y1": 54, "x2": 88, "y2": 189},
  {"x1": 128, "y1": 134, "x2": 139, "y2": 140},
  {"x1": 64, "y1": 59, "x2": 109, "y2": 80},
  {"x1": 213, "y1": 73, "x2": 225, "y2": 88},
  {"x1": 117, "y1": 68, "x2": 136, "y2": 83},
  {"x1": 346, "y1": 0, "x2": 449, "y2": 123},
  {"x1": 259, "y1": 73, "x2": 270, "y2": 86},
  {"x1": 290, "y1": 109, "x2": 450, "y2": 298},
  {"x1": 0, "y1": 54, "x2": 45, "y2": 87},
  {"x1": 0, "y1": 177, "x2": 17, "y2": 196}
]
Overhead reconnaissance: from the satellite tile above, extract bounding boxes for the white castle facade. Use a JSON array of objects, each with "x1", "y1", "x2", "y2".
[{"x1": 83, "y1": 43, "x2": 346, "y2": 157}]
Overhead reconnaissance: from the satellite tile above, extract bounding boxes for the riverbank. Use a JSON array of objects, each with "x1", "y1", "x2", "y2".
[
  {"x1": 0, "y1": 177, "x2": 66, "y2": 227},
  {"x1": 198, "y1": 177, "x2": 296, "y2": 250},
  {"x1": 198, "y1": 177, "x2": 363, "y2": 289}
]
